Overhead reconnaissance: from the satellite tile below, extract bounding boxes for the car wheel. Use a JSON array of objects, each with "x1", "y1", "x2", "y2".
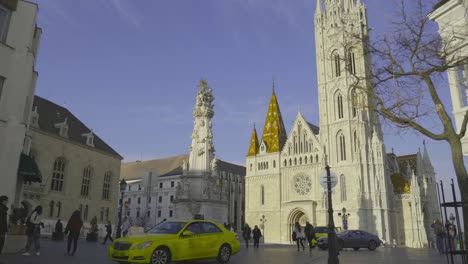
[
  {"x1": 217, "y1": 244, "x2": 232, "y2": 264},
  {"x1": 353, "y1": 247, "x2": 359, "y2": 251},
  {"x1": 368, "y1": 240, "x2": 377, "y2": 251},
  {"x1": 338, "y1": 240, "x2": 344, "y2": 250},
  {"x1": 151, "y1": 247, "x2": 171, "y2": 264}
]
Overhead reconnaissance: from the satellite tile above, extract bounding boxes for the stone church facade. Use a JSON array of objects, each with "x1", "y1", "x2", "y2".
[{"x1": 245, "y1": 0, "x2": 440, "y2": 247}]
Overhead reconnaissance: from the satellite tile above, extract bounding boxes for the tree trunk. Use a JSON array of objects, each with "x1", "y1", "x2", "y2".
[{"x1": 449, "y1": 138, "x2": 468, "y2": 249}]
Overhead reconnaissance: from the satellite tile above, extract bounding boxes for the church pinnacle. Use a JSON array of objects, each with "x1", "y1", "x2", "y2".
[
  {"x1": 246, "y1": 124, "x2": 260, "y2": 157},
  {"x1": 260, "y1": 90, "x2": 287, "y2": 153}
]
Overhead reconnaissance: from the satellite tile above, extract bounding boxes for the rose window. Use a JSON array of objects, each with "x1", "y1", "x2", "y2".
[{"x1": 294, "y1": 175, "x2": 312, "y2": 195}]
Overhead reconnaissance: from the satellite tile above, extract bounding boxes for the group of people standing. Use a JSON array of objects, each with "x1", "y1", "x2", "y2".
[
  {"x1": 241, "y1": 224, "x2": 262, "y2": 248},
  {"x1": 431, "y1": 218, "x2": 458, "y2": 254},
  {"x1": 293, "y1": 222, "x2": 316, "y2": 251}
]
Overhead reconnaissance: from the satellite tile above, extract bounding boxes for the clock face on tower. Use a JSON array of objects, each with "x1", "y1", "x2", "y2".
[{"x1": 294, "y1": 175, "x2": 312, "y2": 195}]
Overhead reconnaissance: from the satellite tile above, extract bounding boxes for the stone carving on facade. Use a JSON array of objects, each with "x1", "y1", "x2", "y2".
[
  {"x1": 202, "y1": 178, "x2": 211, "y2": 199},
  {"x1": 182, "y1": 160, "x2": 189, "y2": 175},
  {"x1": 176, "y1": 180, "x2": 189, "y2": 199},
  {"x1": 211, "y1": 157, "x2": 218, "y2": 174},
  {"x1": 189, "y1": 201, "x2": 201, "y2": 216}
]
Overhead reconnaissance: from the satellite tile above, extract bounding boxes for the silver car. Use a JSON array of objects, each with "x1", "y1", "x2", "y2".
[{"x1": 317, "y1": 230, "x2": 382, "y2": 251}]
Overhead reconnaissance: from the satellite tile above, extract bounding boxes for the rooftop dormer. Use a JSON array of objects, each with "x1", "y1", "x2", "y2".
[
  {"x1": 54, "y1": 117, "x2": 69, "y2": 138},
  {"x1": 82, "y1": 130, "x2": 94, "y2": 147}
]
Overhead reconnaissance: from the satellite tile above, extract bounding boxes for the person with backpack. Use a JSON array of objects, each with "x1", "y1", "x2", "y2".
[
  {"x1": 242, "y1": 224, "x2": 252, "y2": 248},
  {"x1": 431, "y1": 219, "x2": 445, "y2": 254},
  {"x1": 22, "y1": 206, "x2": 43, "y2": 256},
  {"x1": 65, "y1": 210, "x2": 83, "y2": 256},
  {"x1": 304, "y1": 222, "x2": 316, "y2": 250}
]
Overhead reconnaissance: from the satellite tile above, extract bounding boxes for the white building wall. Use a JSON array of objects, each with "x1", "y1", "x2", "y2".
[{"x1": 0, "y1": 0, "x2": 40, "y2": 208}]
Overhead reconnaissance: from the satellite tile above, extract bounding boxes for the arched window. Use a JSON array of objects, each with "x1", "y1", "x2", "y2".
[
  {"x1": 340, "y1": 174, "x2": 347, "y2": 202},
  {"x1": 102, "y1": 171, "x2": 111, "y2": 200},
  {"x1": 284, "y1": 160, "x2": 287, "y2": 167},
  {"x1": 56, "y1": 201, "x2": 61, "y2": 218},
  {"x1": 299, "y1": 157, "x2": 302, "y2": 165},
  {"x1": 338, "y1": 133, "x2": 346, "y2": 161},
  {"x1": 294, "y1": 158, "x2": 297, "y2": 165},
  {"x1": 333, "y1": 52, "x2": 341, "y2": 77},
  {"x1": 294, "y1": 135, "x2": 297, "y2": 153},
  {"x1": 303, "y1": 134, "x2": 307, "y2": 152},
  {"x1": 310, "y1": 155, "x2": 313, "y2": 163},
  {"x1": 261, "y1": 185, "x2": 265, "y2": 205},
  {"x1": 84, "y1": 205, "x2": 88, "y2": 220},
  {"x1": 49, "y1": 200, "x2": 54, "y2": 217},
  {"x1": 289, "y1": 159, "x2": 292, "y2": 166},
  {"x1": 305, "y1": 156, "x2": 308, "y2": 164},
  {"x1": 316, "y1": 155, "x2": 319, "y2": 162},
  {"x1": 347, "y1": 49, "x2": 356, "y2": 74},
  {"x1": 250, "y1": 164, "x2": 252, "y2": 171},
  {"x1": 352, "y1": 90, "x2": 358, "y2": 118},
  {"x1": 337, "y1": 93, "x2": 344, "y2": 119},
  {"x1": 273, "y1": 160, "x2": 276, "y2": 168},
  {"x1": 51, "y1": 158, "x2": 66, "y2": 192},
  {"x1": 81, "y1": 166, "x2": 92, "y2": 197}
]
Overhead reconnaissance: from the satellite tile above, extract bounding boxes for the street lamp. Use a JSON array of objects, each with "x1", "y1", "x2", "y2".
[
  {"x1": 337, "y1": 208, "x2": 350, "y2": 230},
  {"x1": 259, "y1": 215, "x2": 267, "y2": 243},
  {"x1": 116, "y1": 179, "x2": 127, "y2": 239},
  {"x1": 325, "y1": 165, "x2": 339, "y2": 264}
]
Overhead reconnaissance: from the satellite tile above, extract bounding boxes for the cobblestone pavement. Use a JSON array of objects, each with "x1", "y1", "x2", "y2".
[{"x1": 0, "y1": 239, "x2": 464, "y2": 264}]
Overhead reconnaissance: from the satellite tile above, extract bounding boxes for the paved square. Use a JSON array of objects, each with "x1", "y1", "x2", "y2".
[{"x1": 0, "y1": 239, "x2": 464, "y2": 264}]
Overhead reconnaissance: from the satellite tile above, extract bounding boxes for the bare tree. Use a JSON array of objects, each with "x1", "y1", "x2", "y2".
[{"x1": 347, "y1": 0, "x2": 468, "y2": 243}]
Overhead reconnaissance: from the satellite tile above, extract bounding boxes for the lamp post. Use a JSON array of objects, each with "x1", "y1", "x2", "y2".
[
  {"x1": 260, "y1": 215, "x2": 267, "y2": 243},
  {"x1": 116, "y1": 179, "x2": 127, "y2": 239},
  {"x1": 325, "y1": 165, "x2": 339, "y2": 264},
  {"x1": 338, "y1": 208, "x2": 350, "y2": 231}
]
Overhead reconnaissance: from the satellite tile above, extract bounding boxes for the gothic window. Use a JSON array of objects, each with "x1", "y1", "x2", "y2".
[
  {"x1": 316, "y1": 154, "x2": 319, "y2": 162},
  {"x1": 50, "y1": 158, "x2": 66, "y2": 192},
  {"x1": 250, "y1": 164, "x2": 252, "y2": 171},
  {"x1": 102, "y1": 171, "x2": 111, "y2": 200},
  {"x1": 338, "y1": 133, "x2": 346, "y2": 161},
  {"x1": 80, "y1": 166, "x2": 92, "y2": 197},
  {"x1": 284, "y1": 160, "x2": 287, "y2": 167},
  {"x1": 49, "y1": 200, "x2": 54, "y2": 217},
  {"x1": 333, "y1": 52, "x2": 341, "y2": 77},
  {"x1": 337, "y1": 93, "x2": 344, "y2": 119},
  {"x1": 288, "y1": 144, "x2": 291, "y2": 155},
  {"x1": 305, "y1": 156, "x2": 308, "y2": 164},
  {"x1": 273, "y1": 160, "x2": 276, "y2": 168},
  {"x1": 340, "y1": 174, "x2": 347, "y2": 201},
  {"x1": 294, "y1": 158, "x2": 297, "y2": 165},
  {"x1": 310, "y1": 155, "x2": 313, "y2": 163},
  {"x1": 294, "y1": 135, "x2": 297, "y2": 153},
  {"x1": 352, "y1": 89, "x2": 358, "y2": 117},
  {"x1": 260, "y1": 185, "x2": 265, "y2": 205},
  {"x1": 56, "y1": 201, "x2": 61, "y2": 218},
  {"x1": 289, "y1": 159, "x2": 292, "y2": 166},
  {"x1": 347, "y1": 49, "x2": 356, "y2": 74},
  {"x1": 299, "y1": 157, "x2": 302, "y2": 165}
]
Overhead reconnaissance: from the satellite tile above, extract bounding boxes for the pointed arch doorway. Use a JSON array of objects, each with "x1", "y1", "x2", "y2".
[{"x1": 287, "y1": 208, "x2": 309, "y2": 244}]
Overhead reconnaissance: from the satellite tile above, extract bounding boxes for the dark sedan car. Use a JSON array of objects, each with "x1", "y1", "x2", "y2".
[{"x1": 317, "y1": 230, "x2": 382, "y2": 251}]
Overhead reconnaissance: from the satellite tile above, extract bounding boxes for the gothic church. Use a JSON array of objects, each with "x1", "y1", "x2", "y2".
[{"x1": 245, "y1": 0, "x2": 440, "y2": 248}]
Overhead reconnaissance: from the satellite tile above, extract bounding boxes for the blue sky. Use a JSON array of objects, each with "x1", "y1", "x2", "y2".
[{"x1": 31, "y1": 0, "x2": 463, "y2": 192}]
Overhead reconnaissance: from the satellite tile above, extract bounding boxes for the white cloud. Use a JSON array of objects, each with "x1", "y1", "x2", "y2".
[{"x1": 109, "y1": 0, "x2": 140, "y2": 28}]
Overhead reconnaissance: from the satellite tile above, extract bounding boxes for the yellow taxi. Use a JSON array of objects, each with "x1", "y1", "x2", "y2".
[{"x1": 108, "y1": 220, "x2": 240, "y2": 264}]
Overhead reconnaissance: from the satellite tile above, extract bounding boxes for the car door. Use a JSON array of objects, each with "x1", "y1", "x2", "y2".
[
  {"x1": 201, "y1": 222, "x2": 224, "y2": 257},
  {"x1": 345, "y1": 231, "x2": 359, "y2": 247},
  {"x1": 177, "y1": 222, "x2": 208, "y2": 260}
]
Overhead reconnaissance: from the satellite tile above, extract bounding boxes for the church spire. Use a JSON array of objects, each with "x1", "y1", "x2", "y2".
[
  {"x1": 315, "y1": 0, "x2": 322, "y2": 15},
  {"x1": 247, "y1": 124, "x2": 260, "y2": 157},
  {"x1": 260, "y1": 89, "x2": 287, "y2": 153}
]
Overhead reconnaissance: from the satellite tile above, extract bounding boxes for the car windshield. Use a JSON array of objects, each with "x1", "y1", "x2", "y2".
[
  {"x1": 146, "y1": 221, "x2": 186, "y2": 234},
  {"x1": 315, "y1": 227, "x2": 329, "y2": 233}
]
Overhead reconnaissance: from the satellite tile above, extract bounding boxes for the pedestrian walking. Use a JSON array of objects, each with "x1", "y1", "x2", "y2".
[
  {"x1": 431, "y1": 219, "x2": 445, "y2": 254},
  {"x1": 65, "y1": 210, "x2": 83, "y2": 256},
  {"x1": 294, "y1": 222, "x2": 305, "y2": 251},
  {"x1": 446, "y1": 221, "x2": 457, "y2": 251},
  {"x1": 242, "y1": 224, "x2": 252, "y2": 248},
  {"x1": 252, "y1": 225, "x2": 262, "y2": 248},
  {"x1": 121, "y1": 218, "x2": 131, "y2": 237},
  {"x1": 22, "y1": 205, "x2": 44, "y2": 256},
  {"x1": 53, "y1": 219, "x2": 64, "y2": 241},
  {"x1": 102, "y1": 221, "x2": 113, "y2": 244},
  {"x1": 304, "y1": 221, "x2": 316, "y2": 250},
  {"x1": 0, "y1": 196, "x2": 8, "y2": 255}
]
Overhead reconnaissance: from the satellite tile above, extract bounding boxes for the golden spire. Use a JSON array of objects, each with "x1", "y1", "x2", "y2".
[
  {"x1": 260, "y1": 90, "x2": 287, "y2": 153},
  {"x1": 247, "y1": 124, "x2": 259, "y2": 157}
]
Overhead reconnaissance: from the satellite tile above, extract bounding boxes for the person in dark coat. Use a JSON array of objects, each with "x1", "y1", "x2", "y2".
[
  {"x1": 242, "y1": 224, "x2": 252, "y2": 248},
  {"x1": 252, "y1": 225, "x2": 262, "y2": 248},
  {"x1": 0, "y1": 196, "x2": 8, "y2": 255},
  {"x1": 102, "y1": 220, "x2": 113, "y2": 244},
  {"x1": 304, "y1": 222, "x2": 316, "y2": 250},
  {"x1": 65, "y1": 210, "x2": 83, "y2": 256},
  {"x1": 53, "y1": 219, "x2": 64, "y2": 241}
]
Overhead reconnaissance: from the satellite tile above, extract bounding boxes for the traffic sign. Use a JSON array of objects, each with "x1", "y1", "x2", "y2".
[{"x1": 319, "y1": 169, "x2": 338, "y2": 189}]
